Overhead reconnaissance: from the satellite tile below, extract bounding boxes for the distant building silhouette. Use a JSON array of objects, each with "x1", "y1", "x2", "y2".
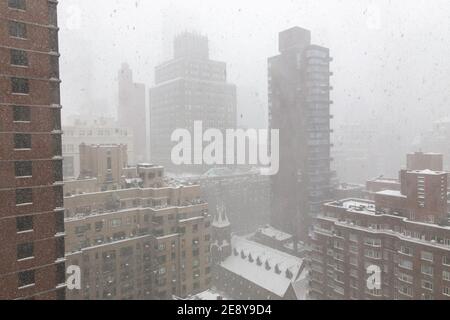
[
  {"x1": 268, "y1": 27, "x2": 334, "y2": 242},
  {"x1": 118, "y1": 63, "x2": 147, "y2": 163},
  {"x1": 149, "y1": 32, "x2": 237, "y2": 174}
]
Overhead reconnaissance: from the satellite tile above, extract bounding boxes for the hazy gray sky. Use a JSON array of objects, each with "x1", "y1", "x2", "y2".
[{"x1": 59, "y1": 0, "x2": 450, "y2": 137}]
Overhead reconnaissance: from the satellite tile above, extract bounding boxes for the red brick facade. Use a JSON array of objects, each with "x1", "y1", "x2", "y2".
[{"x1": 0, "y1": 0, "x2": 65, "y2": 300}]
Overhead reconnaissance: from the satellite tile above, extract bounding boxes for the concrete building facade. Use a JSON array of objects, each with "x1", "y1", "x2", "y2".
[
  {"x1": 62, "y1": 116, "x2": 134, "y2": 179},
  {"x1": 118, "y1": 63, "x2": 147, "y2": 163},
  {"x1": 149, "y1": 32, "x2": 237, "y2": 174},
  {"x1": 268, "y1": 27, "x2": 334, "y2": 241},
  {"x1": 79, "y1": 144, "x2": 128, "y2": 189}
]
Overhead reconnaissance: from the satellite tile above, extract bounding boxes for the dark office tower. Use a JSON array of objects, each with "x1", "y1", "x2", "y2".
[
  {"x1": 149, "y1": 32, "x2": 237, "y2": 174},
  {"x1": 268, "y1": 27, "x2": 334, "y2": 242},
  {"x1": 118, "y1": 63, "x2": 147, "y2": 164},
  {"x1": 0, "y1": 0, "x2": 65, "y2": 299}
]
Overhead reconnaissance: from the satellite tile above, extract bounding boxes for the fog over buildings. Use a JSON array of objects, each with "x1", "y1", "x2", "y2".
[
  {"x1": 2, "y1": 0, "x2": 450, "y2": 302},
  {"x1": 58, "y1": 0, "x2": 450, "y2": 181}
]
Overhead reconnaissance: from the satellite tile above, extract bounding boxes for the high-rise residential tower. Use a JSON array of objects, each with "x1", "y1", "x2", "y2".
[
  {"x1": 0, "y1": 0, "x2": 65, "y2": 299},
  {"x1": 118, "y1": 63, "x2": 147, "y2": 164},
  {"x1": 149, "y1": 32, "x2": 237, "y2": 174},
  {"x1": 268, "y1": 27, "x2": 334, "y2": 242}
]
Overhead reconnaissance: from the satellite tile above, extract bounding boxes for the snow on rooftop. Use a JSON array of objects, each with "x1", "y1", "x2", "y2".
[
  {"x1": 370, "y1": 178, "x2": 399, "y2": 184},
  {"x1": 220, "y1": 236, "x2": 306, "y2": 298},
  {"x1": 376, "y1": 190, "x2": 407, "y2": 197},
  {"x1": 257, "y1": 225, "x2": 292, "y2": 241},
  {"x1": 409, "y1": 169, "x2": 445, "y2": 175},
  {"x1": 341, "y1": 199, "x2": 376, "y2": 210}
]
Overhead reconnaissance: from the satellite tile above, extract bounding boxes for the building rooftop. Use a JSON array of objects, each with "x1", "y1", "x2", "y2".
[
  {"x1": 220, "y1": 236, "x2": 307, "y2": 299},
  {"x1": 256, "y1": 225, "x2": 292, "y2": 242},
  {"x1": 328, "y1": 198, "x2": 377, "y2": 215},
  {"x1": 375, "y1": 190, "x2": 407, "y2": 198},
  {"x1": 336, "y1": 183, "x2": 364, "y2": 191},
  {"x1": 408, "y1": 169, "x2": 446, "y2": 175},
  {"x1": 367, "y1": 177, "x2": 399, "y2": 184}
]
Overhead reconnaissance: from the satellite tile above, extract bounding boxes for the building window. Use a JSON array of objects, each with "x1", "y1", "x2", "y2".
[
  {"x1": 421, "y1": 251, "x2": 433, "y2": 262},
  {"x1": 56, "y1": 288, "x2": 65, "y2": 300},
  {"x1": 13, "y1": 106, "x2": 30, "y2": 122},
  {"x1": 56, "y1": 263, "x2": 65, "y2": 285},
  {"x1": 110, "y1": 218, "x2": 122, "y2": 228},
  {"x1": 18, "y1": 270, "x2": 35, "y2": 288},
  {"x1": 443, "y1": 287, "x2": 450, "y2": 296},
  {"x1": 16, "y1": 215, "x2": 33, "y2": 232},
  {"x1": 421, "y1": 280, "x2": 433, "y2": 291},
  {"x1": 10, "y1": 49, "x2": 28, "y2": 66},
  {"x1": 53, "y1": 160, "x2": 63, "y2": 182},
  {"x1": 15, "y1": 161, "x2": 32, "y2": 177},
  {"x1": 50, "y1": 81, "x2": 61, "y2": 105},
  {"x1": 49, "y1": 29, "x2": 59, "y2": 52},
  {"x1": 8, "y1": 0, "x2": 26, "y2": 10},
  {"x1": 11, "y1": 77, "x2": 29, "y2": 94},
  {"x1": 49, "y1": 55, "x2": 59, "y2": 78},
  {"x1": 443, "y1": 256, "x2": 450, "y2": 266},
  {"x1": 55, "y1": 211, "x2": 64, "y2": 234},
  {"x1": 14, "y1": 133, "x2": 31, "y2": 149},
  {"x1": 54, "y1": 186, "x2": 63, "y2": 208},
  {"x1": 443, "y1": 270, "x2": 450, "y2": 281},
  {"x1": 9, "y1": 21, "x2": 27, "y2": 39},
  {"x1": 52, "y1": 134, "x2": 62, "y2": 156},
  {"x1": 52, "y1": 108, "x2": 61, "y2": 130},
  {"x1": 421, "y1": 264, "x2": 433, "y2": 276},
  {"x1": 56, "y1": 237, "x2": 65, "y2": 259},
  {"x1": 16, "y1": 188, "x2": 32, "y2": 205},
  {"x1": 17, "y1": 242, "x2": 34, "y2": 260},
  {"x1": 399, "y1": 245, "x2": 413, "y2": 256}
]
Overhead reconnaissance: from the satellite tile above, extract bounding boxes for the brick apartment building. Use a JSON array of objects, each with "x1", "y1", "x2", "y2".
[
  {"x1": 64, "y1": 164, "x2": 212, "y2": 299},
  {"x1": 0, "y1": 0, "x2": 65, "y2": 300},
  {"x1": 407, "y1": 152, "x2": 443, "y2": 172},
  {"x1": 308, "y1": 166, "x2": 450, "y2": 300}
]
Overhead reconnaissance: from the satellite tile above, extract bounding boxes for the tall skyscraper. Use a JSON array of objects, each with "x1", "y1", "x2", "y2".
[
  {"x1": 118, "y1": 63, "x2": 147, "y2": 164},
  {"x1": 149, "y1": 32, "x2": 237, "y2": 174},
  {"x1": 268, "y1": 27, "x2": 334, "y2": 241},
  {"x1": 0, "y1": 0, "x2": 65, "y2": 299}
]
